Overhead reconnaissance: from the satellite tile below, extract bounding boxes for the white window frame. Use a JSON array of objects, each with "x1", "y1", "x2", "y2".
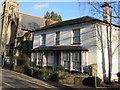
[
  {"x1": 41, "y1": 34, "x2": 46, "y2": 46},
  {"x1": 37, "y1": 52, "x2": 43, "y2": 66},
  {"x1": 62, "y1": 52, "x2": 70, "y2": 70},
  {"x1": 55, "y1": 31, "x2": 60, "y2": 45},
  {"x1": 73, "y1": 29, "x2": 80, "y2": 44},
  {"x1": 72, "y1": 52, "x2": 81, "y2": 71}
]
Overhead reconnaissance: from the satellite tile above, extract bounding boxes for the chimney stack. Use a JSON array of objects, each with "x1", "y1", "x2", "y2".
[
  {"x1": 45, "y1": 19, "x2": 54, "y2": 26},
  {"x1": 102, "y1": 2, "x2": 112, "y2": 23}
]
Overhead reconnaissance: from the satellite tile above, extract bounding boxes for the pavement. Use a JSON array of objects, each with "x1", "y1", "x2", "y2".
[
  {"x1": 2, "y1": 69, "x2": 120, "y2": 90},
  {"x1": 2, "y1": 69, "x2": 93, "y2": 90}
]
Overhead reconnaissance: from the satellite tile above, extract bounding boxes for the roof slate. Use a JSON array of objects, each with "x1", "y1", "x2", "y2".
[
  {"x1": 33, "y1": 16, "x2": 120, "y2": 32},
  {"x1": 31, "y1": 45, "x2": 88, "y2": 52},
  {"x1": 21, "y1": 13, "x2": 46, "y2": 31},
  {"x1": 33, "y1": 16, "x2": 98, "y2": 31},
  {"x1": 15, "y1": 12, "x2": 57, "y2": 31}
]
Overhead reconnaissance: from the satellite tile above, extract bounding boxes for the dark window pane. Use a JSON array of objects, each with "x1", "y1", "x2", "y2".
[
  {"x1": 42, "y1": 34, "x2": 46, "y2": 46},
  {"x1": 62, "y1": 52, "x2": 70, "y2": 69},
  {"x1": 73, "y1": 29, "x2": 80, "y2": 44},
  {"x1": 37, "y1": 52, "x2": 43, "y2": 66},
  {"x1": 72, "y1": 52, "x2": 81, "y2": 71},
  {"x1": 56, "y1": 32, "x2": 60, "y2": 45}
]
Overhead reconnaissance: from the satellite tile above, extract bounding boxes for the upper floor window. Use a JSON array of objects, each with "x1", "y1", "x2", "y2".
[
  {"x1": 73, "y1": 29, "x2": 80, "y2": 44},
  {"x1": 55, "y1": 31, "x2": 60, "y2": 45},
  {"x1": 42, "y1": 34, "x2": 46, "y2": 46}
]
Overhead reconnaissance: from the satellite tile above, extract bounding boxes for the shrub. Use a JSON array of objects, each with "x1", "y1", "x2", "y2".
[
  {"x1": 23, "y1": 66, "x2": 32, "y2": 76},
  {"x1": 33, "y1": 67, "x2": 40, "y2": 77},
  {"x1": 56, "y1": 65, "x2": 65, "y2": 71},
  {"x1": 17, "y1": 54, "x2": 30, "y2": 67},
  {"x1": 40, "y1": 71, "x2": 51, "y2": 79},
  {"x1": 13, "y1": 66, "x2": 23, "y2": 73},
  {"x1": 49, "y1": 72, "x2": 59, "y2": 82},
  {"x1": 117, "y1": 72, "x2": 120, "y2": 78},
  {"x1": 82, "y1": 77, "x2": 101, "y2": 87},
  {"x1": 31, "y1": 67, "x2": 52, "y2": 80},
  {"x1": 117, "y1": 72, "x2": 120, "y2": 83}
]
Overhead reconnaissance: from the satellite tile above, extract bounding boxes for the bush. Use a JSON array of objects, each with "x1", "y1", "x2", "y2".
[
  {"x1": 117, "y1": 72, "x2": 120, "y2": 77},
  {"x1": 33, "y1": 67, "x2": 40, "y2": 77},
  {"x1": 30, "y1": 67, "x2": 59, "y2": 82},
  {"x1": 17, "y1": 54, "x2": 30, "y2": 67},
  {"x1": 13, "y1": 66, "x2": 24, "y2": 73},
  {"x1": 23, "y1": 66, "x2": 32, "y2": 76},
  {"x1": 117, "y1": 72, "x2": 120, "y2": 83},
  {"x1": 39, "y1": 70, "x2": 51, "y2": 79},
  {"x1": 56, "y1": 65, "x2": 65, "y2": 71},
  {"x1": 82, "y1": 77, "x2": 101, "y2": 87},
  {"x1": 49, "y1": 72, "x2": 59, "y2": 82},
  {"x1": 31, "y1": 67, "x2": 52, "y2": 80}
]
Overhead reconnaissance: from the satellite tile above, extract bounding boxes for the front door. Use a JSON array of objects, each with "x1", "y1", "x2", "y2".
[{"x1": 54, "y1": 52, "x2": 60, "y2": 69}]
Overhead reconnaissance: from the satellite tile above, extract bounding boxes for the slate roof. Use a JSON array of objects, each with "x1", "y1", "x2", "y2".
[
  {"x1": 15, "y1": 12, "x2": 57, "y2": 31},
  {"x1": 33, "y1": 16, "x2": 120, "y2": 32},
  {"x1": 33, "y1": 16, "x2": 96, "y2": 31},
  {"x1": 31, "y1": 45, "x2": 88, "y2": 52}
]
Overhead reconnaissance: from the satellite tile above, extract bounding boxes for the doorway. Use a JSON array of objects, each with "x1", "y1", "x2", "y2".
[{"x1": 54, "y1": 52, "x2": 60, "y2": 69}]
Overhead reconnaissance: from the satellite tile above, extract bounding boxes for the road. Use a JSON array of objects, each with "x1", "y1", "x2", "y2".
[{"x1": 2, "y1": 69, "x2": 72, "y2": 89}]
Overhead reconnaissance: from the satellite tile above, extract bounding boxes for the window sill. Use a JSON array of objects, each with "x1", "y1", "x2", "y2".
[
  {"x1": 54, "y1": 44, "x2": 60, "y2": 45},
  {"x1": 71, "y1": 43, "x2": 81, "y2": 45}
]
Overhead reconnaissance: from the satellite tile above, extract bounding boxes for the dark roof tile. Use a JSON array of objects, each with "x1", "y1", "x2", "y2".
[
  {"x1": 34, "y1": 16, "x2": 98, "y2": 31},
  {"x1": 31, "y1": 45, "x2": 88, "y2": 52},
  {"x1": 33, "y1": 16, "x2": 120, "y2": 32},
  {"x1": 15, "y1": 12, "x2": 57, "y2": 31}
]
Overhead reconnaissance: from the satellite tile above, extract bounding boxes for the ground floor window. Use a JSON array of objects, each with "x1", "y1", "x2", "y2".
[
  {"x1": 62, "y1": 51, "x2": 81, "y2": 71},
  {"x1": 62, "y1": 52, "x2": 70, "y2": 69},
  {"x1": 32, "y1": 53, "x2": 37, "y2": 66},
  {"x1": 72, "y1": 52, "x2": 81, "y2": 71},
  {"x1": 37, "y1": 52, "x2": 43, "y2": 66},
  {"x1": 32, "y1": 52, "x2": 44, "y2": 67},
  {"x1": 32, "y1": 51, "x2": 82, "y2": 71}
]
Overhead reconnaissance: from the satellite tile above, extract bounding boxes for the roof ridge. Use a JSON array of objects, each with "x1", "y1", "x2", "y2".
[{"x1": 15, "y1": 11, "x2": 58, "y2": 22}]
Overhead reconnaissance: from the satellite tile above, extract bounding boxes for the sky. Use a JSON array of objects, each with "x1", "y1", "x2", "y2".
[
  {"x1": 20, "y1": 2, "x2": 81, "y2": 21},
  {"x1": 19, "y1": 2, "x2": 93, "y2": 21},
  {"x1": 0, "y1": 0, "x2": 99, "y2": 21},
  {"x1": 0, "y1": 0, "x2": 119, "y2": 24}
]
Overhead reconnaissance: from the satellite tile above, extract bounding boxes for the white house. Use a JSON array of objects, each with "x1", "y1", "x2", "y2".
[{"x1": 31, "y1": 3, "x2": 120, "y2": 82}]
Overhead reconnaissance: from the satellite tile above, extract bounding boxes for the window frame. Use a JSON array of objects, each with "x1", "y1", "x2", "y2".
[
  {"x1": 37, "y1": 52, "x2": 43, "y2": 66},
  {"x1": 72, "y1": 52, "x2": 81, "y2": 71},
  {"x1": 73, "y1": 29, "x2": 80, "y2": 44},
  {"x1": 41, "y1": 34, "x2": 46, "y2": 46},
  {"x1": 55, "y1": 31, "x2": 60, "y2": 45},
  {"x1": 62, "y1": 52, "x2": 70, "y2": 70}
]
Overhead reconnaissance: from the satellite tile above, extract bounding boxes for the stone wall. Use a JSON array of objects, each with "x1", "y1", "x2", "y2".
[{"x1": 56, "y1": 71, "x2": 89, "y2": 85}]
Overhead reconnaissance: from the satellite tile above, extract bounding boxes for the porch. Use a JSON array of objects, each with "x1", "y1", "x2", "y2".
[{"x1": 31, "y1": 45, "x2": 89, "y2": 72}]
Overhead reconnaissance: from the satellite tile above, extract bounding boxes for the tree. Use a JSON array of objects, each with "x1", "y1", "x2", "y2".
[
  {"x1": 44, "y1": 11, "x2": 62, "y2": 22},
  {"x1": 90, "y1": 2, "x2": 120, "y2": 83},
  {"x1": 44, "y1": 11, "x2": 51, "y2": 19},
  {"x1": 78, "y1": 2, "x2": 120, "y2": 83}
]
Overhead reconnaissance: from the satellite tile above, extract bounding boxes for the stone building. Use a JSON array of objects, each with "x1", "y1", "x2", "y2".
[{"x1": 0, "y1": 0, "x2": 56, "y2": 66}]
